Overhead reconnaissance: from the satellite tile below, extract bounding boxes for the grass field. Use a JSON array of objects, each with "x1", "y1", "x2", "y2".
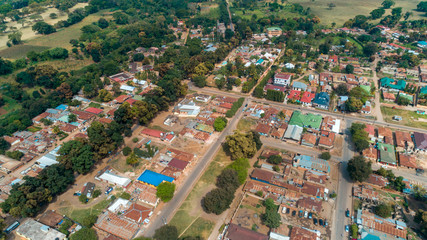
[
  {"x1": 288, "y1": 0, "x2": 424, "y2": 25},
  {"x1": 59, "y1": 198, "x2": 112, "y2": 224},
  {"x1": 237, "y1": 117, "x2": 256, "y2": 132},
  {"x1": 0, "y1": 11, "x2": 110, "y2": 60},
  {"x1": 381, "y1": 106, "x2": 427, "y2": 130},
  {"x1": 169, "y1": 148, "x2": 232, "y2": 239}
]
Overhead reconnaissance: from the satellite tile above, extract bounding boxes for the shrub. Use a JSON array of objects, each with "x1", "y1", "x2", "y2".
[
  {"x1": 122, "y1": 146, "x2": 132, "y2": 156},
  {"x1": 156, "y1": 182, "x2": 176, "y2": 202},
  {"x1": 267, "y1": 155, "x2": 282, "y2": 164}
]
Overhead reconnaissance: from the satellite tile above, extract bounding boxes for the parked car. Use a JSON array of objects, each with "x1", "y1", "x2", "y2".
[
  {"x1": 345, "y1": 209, "x2": 350, "y2": 217},
  {"x1": 345, "y1": 225, "x2": 349, "y2": 232},
  {"x1": 304, "y1": 211, "x2": 308, "y2": 218},
  {"x1": 286, "y1": 208, "x2": 290, "y2": 214},
  {"x1": 298, "y1": 210, "x2": 303, "y2": 218},
  {"x1": 313, "y1": 218, "x2": 318, "y2": 225},
  {"x1": 105, "y1": 187, "x2": 113, "y2": 195},
  {"x1": 324, "y1": 219, "x2": 328, "y2": 227},
  {"x1": 292, "y1": 210, "x2": 296, "y2": 216},
  {"x1": 282, "y1": 207, "x2": 287, "y2": 214},
  {"x1": 319, "y1": 219, "x2": 324, "y2": 226},
  {"x1": 308, "y1": 212, "x2": 312, "y2": 219}
]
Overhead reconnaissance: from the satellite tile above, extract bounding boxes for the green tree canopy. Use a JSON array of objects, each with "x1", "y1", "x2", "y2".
[
  {"x1": 216, "y1": 168, "x2": 240, "y2": 191},
  {"x1": 214, "y1": 117, "x2": 228, "y2": 131},
  {"x1": 202, "y1": 187, "x2": 234, "y2": 215},
  {"x1": 225, "y1": 132, "x2": 257, "y2": 160},
  {"x1": 70, "y1": 227, "x2": 97, "y2": 240},
  {"x1": 347, "y1": 155, "x2": 372, "y2": 182},
  {"x1": 156, "y1": 182, "x2": 176, "y2": 202},
  {"x1": 374, "y1": 203, "x2": 392, "y2": 218},
  {"x1": 267, "y1": 155, "x2": 282, "y2": 164},
  {"x1": 153, "y1": 225, "x2": 178, "y2": 240}
]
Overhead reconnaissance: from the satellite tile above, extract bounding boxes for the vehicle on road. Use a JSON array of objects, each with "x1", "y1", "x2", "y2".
[
  {"x1": 346, "y1": 209, "x2": 350, "y2": 217},
  {"x1": 105, "y1": 187, "x2": 113, "y2": 195},
  {"x1": 5, "y1": 221, "x2": 20, "y2": 234},
  {"x1": 345, "y1": 225, "x2": 349, "y2": 232}
]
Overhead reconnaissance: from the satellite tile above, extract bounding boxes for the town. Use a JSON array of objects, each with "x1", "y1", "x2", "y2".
[{"x1": 0, "y1": 0, "x2": 426, "y2": 240}]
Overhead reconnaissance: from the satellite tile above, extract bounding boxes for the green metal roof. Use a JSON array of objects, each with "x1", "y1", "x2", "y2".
[
  {"x1": 378, "y1": 143, "x2": 396, "y2": 165},
  {"x1": 420, "y1": 86, "x2": 427, "y2": 95},
  {"x1": 380, "y1": 77, "x2": 406, "y2": 90},
  {"x1": 267, "y1": 27, "x2": 282, "y2": 31},
  {"x1": 289, "y1": 111, "x2": 322, "y2": 130}
]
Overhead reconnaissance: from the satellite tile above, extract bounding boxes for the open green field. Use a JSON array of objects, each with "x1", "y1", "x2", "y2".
[
  {"x1": 381, "y1": 106, "x2": 427, "y2": 130},
  {"x1": 232, "y1": 3, "x2": 303, "y2": 20},
  {"x1": 58, "y1": 198, "x2": 112, "y2": 224},
  {"x1": 288, "y1": 0, "x2": 424, "y2": 25},
  {"x1": 0, "y1": 11, "x2": 111, "y2": 60},
  {"x1": 169, "y1": 148, "x2": 232, "y2": 239}
]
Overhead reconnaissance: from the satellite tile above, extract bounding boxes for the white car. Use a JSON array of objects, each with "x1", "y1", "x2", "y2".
[{"x1": 345, "y1": 225, "x2": 349, "y2": 232}]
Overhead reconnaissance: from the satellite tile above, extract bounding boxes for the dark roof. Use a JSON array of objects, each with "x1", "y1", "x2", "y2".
[
  {"x1": 38, "y1": 210, "x2": 63, "y2": 227},
  {"x1": 313, "y1": 92, "x2": 330, "y2": 106},
  {"x1": 413, "y1": 132, "x2": 427, "y2": 150},
  {"x1": 168, "y1": 158, "x2": 189, "y2": 170},
  {"x1": 255, "y1": 123, "x2": 271, "y2": 134},
  {"x1": 226, "y1": 223, "x2": 268, "y2": 240},
  {"x1": 250, "y1": 169, "x2": 274, "y2": 183}
]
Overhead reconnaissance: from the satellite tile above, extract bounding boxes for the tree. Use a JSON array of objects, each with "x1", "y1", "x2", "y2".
[
  {"x1": 261, "y1": 198, "x2": 281, "y2": 228},
  {"x1": 49, "y1": 13, "x2": 58, "y2": 19},
  {"x1": 347, "y1": 156, "x2": 372, "y2": 182},
  {"x1": 56, "y1": 82, "x2": 73, "y2": 99},
  {"x1": 8, "y1": 31, "x2": 22, "y2": 45},
  {"x1": 374, "y1": 203, "x2": 392, "y2": 218},
  {"x1": 214, "y1": 117, "x2": 227, "y2": 131},
  {"x1": 156, "y1": 182, "x2": 175, "y2": 202},
  {"x1": 81, "y1": 214, "x2": 98, "y2": 228},
  {"x1": 203, "y1": 187, "x2": 234, "y2": 214},
  {"x1": 363, "y1": 43, "x2": 378, "y2": 57},
  {"x1": 319, "y1": 43, "x2": 330, "y2": 54},
  {"x1": 57, "y1": 140, "x2": 94, "y2": 174},
  {"x1": 0, "y1": 138, "x2": 11, "y2": 154},
  {"x1": 351, "y1": 224, "x2": 358, "y2": 239},
  {"x1": 79, "y1": 194, "x2": 88, "y2": 203},
  {"x1": 97, "y1": 18, "x2": 109, "y2": 29},
  {"x1": 32, "y1": 22, "x2": 56, "y2": 35},
  {"x1": 126, "y1": 152, "x2": 139, "y2": 166},
  {"x1": 267, "y1": 155, "x2": 282, "y2": 164},
  {"x1": 98, "y1": 89, "x2": 113, "y2": 102},
  {"x1": 381, "y1": 0, "x2": 395, "y2": 9},
  {"x1": 320, "y1": 152, "x2": 331, "y2": 160},
  {"x1": 216, "y1": 169, "x2": 240, "y2": 191},
  {"x1": 370, "y1": 8, "x2": 385, "y2": 19},
  {"x1": 153, "y1": 225, "x2": 178, "y2": 240},
  {"x1": 123, "y1": 146, "x2": 132, "y2": 156},
  {"x1": 350, "y1": 123, "x2": 370, "y2": 152},
  {"x1": 345, "y1": 64, "x2": 354, "y2": 74},
  {"x1": 397, "y1": 96, "x2": 411, "y2": 106},
  {"x1": 71, "y1": 227, "x2": 97, "y2": 240},
  {"x1": 334, "y1": 83, "x2": 348, "y2": 96},
  {"x1": 225, "y1": 132, "x2": 257, "y2": 160},
  {"x1": 227, "y1": 158, "x2": 250, "y2": 185},
  {"x1": 68, "y1": 114, "x2": 77, "y2": 123},
  {"x1": 0, "y1": 58, "x2": 13, "y2": 75},
  {"x1": 93, "y1": 189, "x2": 101, "y2": 198},
  {"x1": 345, "y1": 97, "x2": 363, "y2": 112},
  {"x1": 192, "y1": 75, "x2": 206, "y2": 88},
  {"x1": 6, "y1": 151, "x2": 24, "y2": 160}
]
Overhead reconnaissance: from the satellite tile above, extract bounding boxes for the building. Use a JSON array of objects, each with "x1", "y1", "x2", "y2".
[
  {"x1": 174, "y1": 99, "x2": 201, "y2": 117},
  {"x1": 255, "y1": 123, "x2": 271, "y2": 136},
  {"x1": 300, "y1": 92, "x2": 315, "y2": 106},
  {"x1": 126, "y1": 181, "x2": 159, "y2": 206},
  {"x1": 312, "y1": 92, "x2": 330, "y2": 110},
  {"x1": 289, "y1": 111, "x2": 323, "y2": 130},
  {"x1": 380, "y1": 77, "x2": 406, "y2": 91},
  {"x1": 297, "y1": 197, "x2": 322, "y2": 212},
  {"x1": 367, "y1": 174, "x2": 389, "y2": 188},
  {"x1": 37, "y1": 210, "x2": 63, "y2": 228},
  {"x1": 292, "y1": 81, "x2": 307, "y2": 91},
  {"x1": 413, "y1": 132, "x2": 427, "y2": 152},
  {"x1": 318, "y1": 131, "x2": 335, "y2": 149},
  {"x1": 301, "y1": 133, "x2": 317, "y2": 147},
  {"x1": 353, "y1": 185, "x2": 379, "y2": 202},
  {"x1": 123, "y1": 203, "x2": 152, "y2": 224},
  {"x1": 95, "y1": 211, "x2": 139, "y2": 240},
  {"x1": 267, "y1": 27, "x2": 283, "y2": 37},
  {"x1": 274, "y1": 73, "x2": 292, "y2": 86},
  {"x1": 109, "y1": 72, "x2": 133, "y2": 82},
  {"x1": 394, "y1": 131, "x2": 414, "y2": 152},
  {"x1": 82, "y1": 182, "x2": 95, "y2": 198},
  {"x1": 293, "y1": 155, "x2": 330, "y2": 173},
  {"x1": 225, "y1": 223, "x2": 268, "y2": 240},
  {"x1": 378, "y1": 143, "x2": 397, "y2": 166},
  {"x1": 362, "y1": 147, "x2": 378, "y2": 162},
  {"x1": 120, "y1": 85, "x2": 136, "y2": 93},
  {"x1": 289, "y1": 227, "x2": 320, "y2": 240},
  {"x1": 301, "y1": 182, "x2": 326, "y2": 199},
  {"x1": 16, "y1": 219, "x2": 66, "y2": 240},
  {"x1": 283, "y1": 125, "x2": 303, "y2": 142},
  {"x1": 96, "y1": 168, "x2": 132, "y2": 188},
  {"x1": 418, "y1": 41, "x2": 427, "y2": 48},
  {"x1": 137, "y1": 170, "x2": 174, "y2": 187},
  {"x1": 398, "y1": 153, "x2": 417, "y2": 169},
  {"x1": 0, "y1": 155, "x2": 23, "y2": 174},
  {"x1": 356, "y1": 210, "x2": 407, "y2": 239}
]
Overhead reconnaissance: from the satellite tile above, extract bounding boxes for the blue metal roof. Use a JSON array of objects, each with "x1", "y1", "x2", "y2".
[
  {"x1": 418, "y1": 41, "x2": 427, "y2": 46},
  {"x1": 55, "y1": 104, "x2": 68, "y2": 111},
  {"x1": 137, "y1": 170, "x2": 174, "y2": 187}
]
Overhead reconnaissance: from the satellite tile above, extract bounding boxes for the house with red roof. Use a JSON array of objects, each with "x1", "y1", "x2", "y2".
[
  {"x1": 114, "y1": 95, "x2": 131, "y2": 104},
  {"x1": 125, "y1": 98, "x2": 137, "y2": 106},
  {"x1": 300, "y1": 92, "x2": 315, "y2": 106},
  {"x1": 85, "y1": 107, "x2": 103, "y2": 115},
  {"x1": 287, "y1": 90, "x2": 301, "y2": 102},
  {"x1": 141, "y1": 128, "x2": 164, "y2": 138}
]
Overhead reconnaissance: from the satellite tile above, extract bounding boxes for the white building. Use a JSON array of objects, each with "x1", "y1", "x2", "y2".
[
  {"x1": 174, "y1": 99, "x2": 201, "y2": 117},
  {"x1": 120, "y1": 85, "x2": 136, "y2": 93},
  {"x1": 285, "y1": 63, "x2": 295, "y2": 69},
  {"x1": 16, "y1": 219, "x2": 66, "y2": 240},
  {"x1": 274, "y1": 73, "x2": 292, "y2": 86}
]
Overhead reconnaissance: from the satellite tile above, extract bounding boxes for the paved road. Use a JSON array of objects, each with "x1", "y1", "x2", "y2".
[
  {"x1": 371, "y1": 164, "x2": 427, "y2": 187},
  {"x1": 143, "y1": 99, "x2": 248, "y2": 237},
  {"x1": 332, "y1": 119, "x2": 354, "y2": 240},
  {"x1": 190, "y1": 86, "x2": 427, "y2": 134},
  {"x1": 371, "y1": 56, "x2": 384, "y2": 122}
]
